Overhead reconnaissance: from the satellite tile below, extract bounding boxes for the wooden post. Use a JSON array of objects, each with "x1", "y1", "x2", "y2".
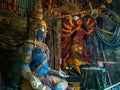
[
  {"x1": 55, "y1": 18, "x2": 61, "y2": 70},
  {"x1": 46, "y1": 19, "x2": 54, "y2": 69},
  {"x1": 46, "y1": 18, "x2": 61, "y2": 70}
]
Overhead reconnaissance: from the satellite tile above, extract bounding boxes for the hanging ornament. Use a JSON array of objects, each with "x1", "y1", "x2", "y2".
[{"x1": 91, "y1": 9, "x2": 99, "y2": 18}]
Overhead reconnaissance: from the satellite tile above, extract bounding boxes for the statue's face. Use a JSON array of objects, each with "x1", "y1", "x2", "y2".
[
  {"x1": 37, "y1": 29, "x2": 46, "y2": 41},
  {"x1": 40, "y1": 25, "x2": 47, "y2": 37},
  {"x1": 37, "y1": 20, "x2": 47, "y2": 38},
  {"x1": 72, "y1": 44, "x2": 83, "y2": 55},
  {"x1": 30, "y1": 20, "x2": 47, "y2": 41}
]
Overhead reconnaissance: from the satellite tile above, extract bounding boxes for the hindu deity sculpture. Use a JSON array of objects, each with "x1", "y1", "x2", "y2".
[
  {"x1": 20, "y1": 1, "x2": 68, "y2": 90},
  {"x1": 61, "y1": 16, "x2": 96, "y2": 74}
]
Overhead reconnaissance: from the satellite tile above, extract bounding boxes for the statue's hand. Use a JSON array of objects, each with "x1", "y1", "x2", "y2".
[
  {"x1": 55, "y1": 83, "x2": 67, "y2": 90},
  {"x1": 30, "y1": 74, "x2": 46, "y2": 90},
  {"x1": 58, "y1": 69, "x2": 69, "y2": 78}
]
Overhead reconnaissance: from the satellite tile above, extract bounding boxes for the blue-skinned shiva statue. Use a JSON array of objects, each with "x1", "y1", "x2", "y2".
[{"x1": 20, "y1": 1, "x2": 68, "y2": 90}]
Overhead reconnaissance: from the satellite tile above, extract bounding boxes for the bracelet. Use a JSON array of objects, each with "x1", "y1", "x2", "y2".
[{"x1": 91, "y1": 9, "x2": 99, "y2": 18}]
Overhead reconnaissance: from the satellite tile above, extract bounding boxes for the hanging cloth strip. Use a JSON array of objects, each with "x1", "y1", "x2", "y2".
[
  {"x1": 86, "y1": 35, "x2": 94, "y2": 61},
  {"x1": 18, "y1": 0, "x2": 35, "y2": 16},
  {"x1": 92, "y1": 32, "x2": 104, "y2": 62}
]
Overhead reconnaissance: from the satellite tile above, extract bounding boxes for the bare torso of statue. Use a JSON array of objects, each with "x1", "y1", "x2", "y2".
[{"x1": 20, "y1": 1, "x2": 68, "y2": 90}]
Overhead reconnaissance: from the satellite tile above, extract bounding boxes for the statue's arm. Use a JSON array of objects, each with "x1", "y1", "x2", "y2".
[
  {"x1": 48, "y1": 67, "x2": 59, "y2": 75},
  {"x1": 48, "y1": 68, "x2": 69, "y2": 78},
  {"x1": 109, "y1": 10, "x2": 120, "y2": 24},
  {"x1": 21, "y1": 43, "x2": 46, "y2": 90},
  {"x1": 21, "y1": 43, "x2": 34, "y2": 80}
]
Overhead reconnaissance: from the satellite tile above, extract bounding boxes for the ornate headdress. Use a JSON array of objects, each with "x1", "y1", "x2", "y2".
[
  {"x1": 29, "y1": 20, "x2": 47, "y2": 34},
  {"x1": 31, "y1": 1, "x2": 43, "y2": 20},
  {"x1": 29, "y1": 0, "x2": 47, "y2": 39}
]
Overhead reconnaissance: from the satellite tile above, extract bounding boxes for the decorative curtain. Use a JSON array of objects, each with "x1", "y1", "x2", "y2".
[{"x1": 0, "y1": 0, "x2": 35, "y2": 16}]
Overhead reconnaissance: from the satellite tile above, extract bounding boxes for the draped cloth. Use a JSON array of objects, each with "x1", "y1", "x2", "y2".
[{"x1": 94, "y1": 11, "x2": 120, "y2": 84}]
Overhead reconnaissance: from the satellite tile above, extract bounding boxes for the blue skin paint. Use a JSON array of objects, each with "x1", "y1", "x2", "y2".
[
  {"x1": 22, "y1": 28, "x2": 67, "y2": 90},
  {"x1": 22, "y1": 30, "x2": 49, "y2": 75}
]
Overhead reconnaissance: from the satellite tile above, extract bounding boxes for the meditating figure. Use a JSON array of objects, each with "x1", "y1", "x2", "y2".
[{"x1": 20, "y1": 1, "x2": 68, "y2": 90}]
